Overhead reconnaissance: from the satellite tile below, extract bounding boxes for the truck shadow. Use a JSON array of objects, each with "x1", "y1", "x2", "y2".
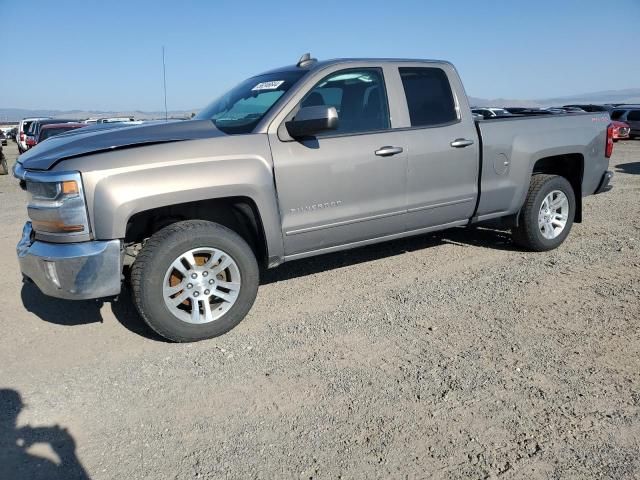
[
  {"x1": 20, "y1": 283, "x2": 166, "y2": 342},
  {"x1": 20, "y1": 225, "x2": 515, "y2": 340},
  {"x1": 261, "y1": 225, "x2": 516, "y2": 284},
  {"x1": 615, "y1": 161, "x2": 640, "y2": 175}
]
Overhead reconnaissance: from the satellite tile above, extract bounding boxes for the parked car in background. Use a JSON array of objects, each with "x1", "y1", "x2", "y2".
[
  {"x1": 541, "y1": 107, "x2": 572, "y2": 114},
  {"x1": 25, "y1": 119, "x2": 80, "y2": 149},
  {"x1": 0, "y1": 131, "x2": 7, "y2": 146},
  {"x1": 503, "y1": 107, "x2": 529, "y2": 114},
  {"x1": 611, "y1": 103, "x2": 640, "y2": 108},
  {"x1": 471, "y1": 107, "x2": 513, "y2": 119},
  {"x1": 555, "y1": 106, "x2": 586, "y2": 113},
  {"x1": 0, "y1": 145, "x2": 7, "y2": 175},
  {"x1": 14, "y1": 55, "x2": 614, "y2": 342},
  {"x1": 611, "y1": 121, "x2": 630, "y2": 141},
  {"x1": 563, "y1": 104, "x2": 614, "y2": 113},
  {"x1": 101, "y1": 117, "x2": 135, "y2": 123},
  {"x1": 610, "y1": 108, "x2": 640, "y2": 138},
  {"x1": 504, "y1": 107, "x2": 554, "y2": 115},
  {"x1": 84, "y1": 117, "x2": 135, "y2": 124},
  {"x1": 37, "y1": 123, "x2": 88, "y2": 143},
  {"x1": 18, "y1": 117, "x2": 50, "y2": 153}
]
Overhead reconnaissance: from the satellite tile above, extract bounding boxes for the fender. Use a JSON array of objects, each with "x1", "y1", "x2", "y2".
[{"x1": 56, "y1": 133, "x2": 286, "y2": 263}]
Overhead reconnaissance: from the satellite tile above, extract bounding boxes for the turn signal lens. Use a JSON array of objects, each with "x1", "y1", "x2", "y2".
[
  {"x1": 32, "y1": 220, "x2": 85, "y2": 233},
  {"x1": 61, "y1": 180, "x2": 79, "y2": 195}
]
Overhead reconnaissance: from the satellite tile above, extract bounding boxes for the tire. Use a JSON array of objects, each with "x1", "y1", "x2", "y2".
[
  {"x1": 131, "y1": 220, "x2": 259, "y2": 342},
  {"x1": 0, "y1": 155, "x2": 8, "y2": 175},
  {"x1": 512, "y1": 174, "x2": 575, "y2": 252}
]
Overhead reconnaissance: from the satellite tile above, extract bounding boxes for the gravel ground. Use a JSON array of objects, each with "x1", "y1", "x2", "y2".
[{"x1": 0, "y1": 141, "x2": 639, "y2": 479}]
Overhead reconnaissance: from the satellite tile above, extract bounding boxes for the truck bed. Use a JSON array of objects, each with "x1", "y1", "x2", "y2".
[{"x1": 474, "y1": 112, "x2": 611, "y2": 222}]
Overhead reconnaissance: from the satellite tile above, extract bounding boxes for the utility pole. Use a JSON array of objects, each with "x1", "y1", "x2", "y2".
[{"x1": 162, "y1": 46, "x2": 168, "y2": 121}]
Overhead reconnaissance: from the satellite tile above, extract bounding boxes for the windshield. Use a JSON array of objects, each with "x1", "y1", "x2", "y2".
[{"x1": 196, "y1": 70, "x2": 307, "y2": 134}]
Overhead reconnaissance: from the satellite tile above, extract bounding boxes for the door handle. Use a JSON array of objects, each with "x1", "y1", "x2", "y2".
[
  {"x1": 450, "y1": 138, "x2": 474, "y2": 148},
  {"x1": 375, "y1": 146, "x2": 404, "y2": 157}
]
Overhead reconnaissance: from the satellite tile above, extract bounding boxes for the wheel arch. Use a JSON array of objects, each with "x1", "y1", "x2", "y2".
[
  {"x1": 530, "y1": 153, "x2": 584, "y2": 223},
  {"x1": 123, "y1": 196, "x2": 271, "y2": 267}
]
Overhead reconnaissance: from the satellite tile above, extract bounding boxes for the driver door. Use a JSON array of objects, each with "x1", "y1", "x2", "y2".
[{"x1": 268, "y1": 67, "x2": 408, "y2": 257}]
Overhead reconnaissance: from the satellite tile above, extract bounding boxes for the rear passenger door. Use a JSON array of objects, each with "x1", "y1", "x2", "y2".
[{"x1": 393, "y1": 66, "x2": 480, "y2": 231}]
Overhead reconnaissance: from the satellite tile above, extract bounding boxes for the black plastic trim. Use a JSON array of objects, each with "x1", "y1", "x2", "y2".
[
  {"x1": 594, "y1": 170, "x2": 613, "y2": 194},
  {"x1": 468, "y1": 121, "x2": 484, "y2": 224}
]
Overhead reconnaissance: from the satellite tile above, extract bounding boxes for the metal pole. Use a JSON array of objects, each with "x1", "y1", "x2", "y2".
[{"x1": 162, "y1": 46, "x2": 168, "y2": 121}]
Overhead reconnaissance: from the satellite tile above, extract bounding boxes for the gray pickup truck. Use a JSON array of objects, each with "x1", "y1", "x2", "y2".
[{"x1": 14, "y1": 55, "x2": 614, "y2": 342}]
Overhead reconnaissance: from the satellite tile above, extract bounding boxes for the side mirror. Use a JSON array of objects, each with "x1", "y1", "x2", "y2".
[{"x1": 285, "y1": 105, "x2": 338, "y2": 138}]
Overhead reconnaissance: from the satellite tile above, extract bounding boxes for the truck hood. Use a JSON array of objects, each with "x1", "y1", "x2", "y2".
[{"x1": 17, "y1": 119, "x2": 224, "y2": 171}]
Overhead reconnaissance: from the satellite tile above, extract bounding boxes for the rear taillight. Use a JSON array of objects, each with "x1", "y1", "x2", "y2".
[
  {"x1": 20, "y1": 132, "x2": 24, "y2": 141},
  {"x1": 605, "y1": 123, "x2": 614, "y2": 158}
]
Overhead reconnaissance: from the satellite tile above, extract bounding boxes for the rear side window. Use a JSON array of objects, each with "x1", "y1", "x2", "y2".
[
  {"x1": 399, "y1": 67, "x2": 457, "y2": 127},
  {"x1": 627, "y1": 110, "x2": 640, "y2": 121},
  {"x1": 611, "y1": 110, "x2": 625, "y2": 120}
]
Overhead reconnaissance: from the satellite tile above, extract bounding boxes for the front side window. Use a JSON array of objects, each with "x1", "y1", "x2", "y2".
[
  {"x1": 299, "y1": 68, "x2": 390, "y2": 136},
  {"x1": 399, "y1": 67, "x2": 458, "y2": 127},
  {"x1": 197, "y1": 70, "x2": 307, "y2": 134}
]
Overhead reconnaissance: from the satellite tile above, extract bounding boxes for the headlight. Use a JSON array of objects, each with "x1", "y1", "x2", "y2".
[{"x1": 25, "y1": 171, "x2": 90, "y2": 239}]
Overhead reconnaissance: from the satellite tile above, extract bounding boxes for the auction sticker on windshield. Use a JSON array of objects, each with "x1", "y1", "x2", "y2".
[{"x1": 252, "y1": 81, "x2": 285, "y2": 91}]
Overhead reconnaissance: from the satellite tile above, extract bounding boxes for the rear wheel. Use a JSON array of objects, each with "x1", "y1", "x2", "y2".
[
  {"x1": 131, "y1": 220, "x2": 259, "y2": 342},
  {"x1": 512, "y1": 174, "x2": 575, "y2": 251}
]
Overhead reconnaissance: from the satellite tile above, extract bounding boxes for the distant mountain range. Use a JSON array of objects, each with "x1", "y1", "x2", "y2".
[
  {"x1": 468, "y1": 88, "x2": 640, "y2": 108},
  {"x1": 1, "y1": 88, "x2": 639, "y2": 123}
]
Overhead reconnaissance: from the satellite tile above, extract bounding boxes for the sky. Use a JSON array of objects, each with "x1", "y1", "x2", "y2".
[{"x1": 1, "y1": 0, "x2": 639, "y2": 111}]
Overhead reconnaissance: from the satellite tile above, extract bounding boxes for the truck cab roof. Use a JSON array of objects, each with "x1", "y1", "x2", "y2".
[{"x1": 261, "y1": 57, "x2": 454, "y2": 76}]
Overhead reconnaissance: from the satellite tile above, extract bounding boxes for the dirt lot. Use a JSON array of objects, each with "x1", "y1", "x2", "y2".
[{"x1": 0, "y1": 140, "x2": 639, "y2": 479}]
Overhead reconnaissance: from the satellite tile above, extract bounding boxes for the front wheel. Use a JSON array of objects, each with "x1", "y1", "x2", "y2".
[
  {"x1": 512, "y1": 174, "x2": 575, "y2": 251},
  {"x1": 131, "y1": 220, "x2": 259, "y2": 342}
]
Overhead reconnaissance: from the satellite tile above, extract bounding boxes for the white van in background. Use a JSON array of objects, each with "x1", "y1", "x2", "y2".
[
  {"x1": 17, "y1": 117, "x2": 49, "y2": 153},
  {"x1": 84, "y1": 117, "x2": 135, "y2": 124}
]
